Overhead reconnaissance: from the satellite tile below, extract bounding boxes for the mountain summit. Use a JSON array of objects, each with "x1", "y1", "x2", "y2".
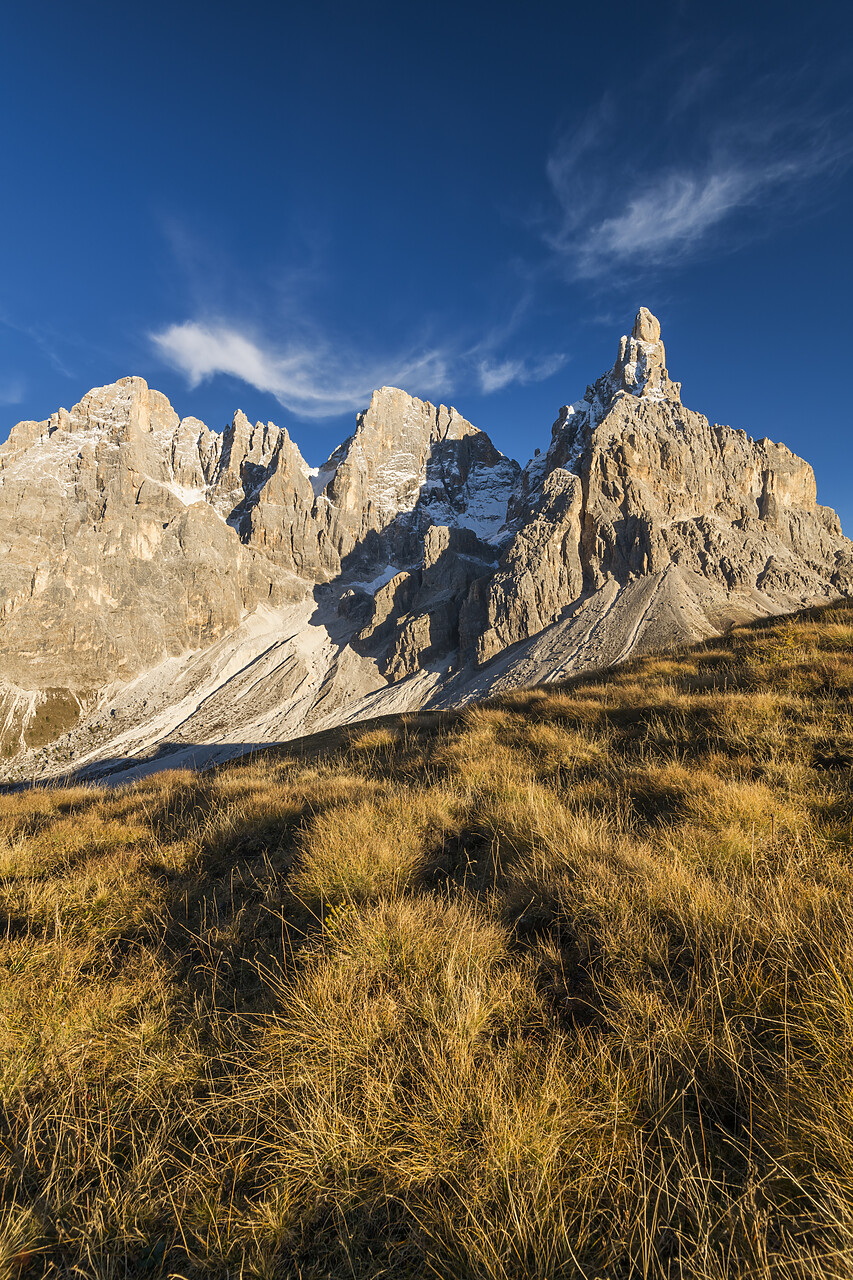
[{"x1": 1, "y1": 310, "x2": 849, "y2": 781}]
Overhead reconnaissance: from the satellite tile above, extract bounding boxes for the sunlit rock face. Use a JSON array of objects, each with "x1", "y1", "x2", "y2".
[
  {"x1": 0, "y1": 310, "x2": 850, "y2": 776},
  {"x1": 314, "y1": 385, "x2": 521, "y2": 568},
  {"x1": 0, "y1": 379, "x2": 282, "y2": 693},
  {"x1": 491, "y1": 307, "x2": 853, "y2": 663}
]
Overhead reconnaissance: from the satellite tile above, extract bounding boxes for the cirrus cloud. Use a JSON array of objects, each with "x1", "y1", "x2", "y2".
[
  {"x1": 151, "y1": 318, "x2": 568, "y2": 418},
  {"x1": 543, "y1": 76, "x2": 853, "y2": 279},
  {"x1": 477, "y1": 352, "x2": 567, "y2": 393},
  {"x1": 151, "y1": 320, "x2": 452, "y2": 419}
]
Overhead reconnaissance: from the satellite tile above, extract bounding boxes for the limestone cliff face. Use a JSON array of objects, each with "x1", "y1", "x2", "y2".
[
  {"x1": 0, "y1": 309, "x2": 849, "y2": 775},
  {"x1": 464, "y1": 308, "x2": 852, "y2": 662},
  {"x1": 0, "y1": 376, "x2": 519, "y2": 752},
  {"x1": 462, "y1": 469, "x2": 584, "y2": 665},
  {"x1": 0, "y1": 380, "x2": 286, "y2": 694},
  {"x1": 315, "y1": 386, "x2": 519, "y2": 566}
]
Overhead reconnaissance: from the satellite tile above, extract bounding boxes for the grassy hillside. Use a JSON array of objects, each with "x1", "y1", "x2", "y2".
[{"x1": 1, "y1": 601, "x2": 852, "y2": 1279}]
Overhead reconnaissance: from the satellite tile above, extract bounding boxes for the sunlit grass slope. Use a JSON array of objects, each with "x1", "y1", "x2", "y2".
[{"x1": 1, "y1": 601, "x2": 853, "y2": 1278}]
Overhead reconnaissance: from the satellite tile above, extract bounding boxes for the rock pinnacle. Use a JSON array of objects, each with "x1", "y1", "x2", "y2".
[{"x1": 632, "y1": 307, "x2": 661, "y2": 344}]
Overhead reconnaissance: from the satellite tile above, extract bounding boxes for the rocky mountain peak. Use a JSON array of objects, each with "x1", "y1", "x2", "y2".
[
  {"x1": 526, "y1": 307, "x2": 683, "y2": 489},
  {"x1": 0, "y1": 308, "x2": 850, "y2": 783},
  {"x1": 68, "y1": 375, "x2": 181, "y2": 439},
  {"x1": 631, "y1": 306, "x2": 661, "y2": 344},
  {"x1": 316, "y1": 386, "x2": 519, "y2": 555},
  {"x1": 322, "y1": 386, "x2": 486, "y2": 517},
  {"x1": 610, "y1": 307, "x2": 681, "y2": 404},
  {"x1": 358, "y1": 385, "x2": 481, "y2": 448}
]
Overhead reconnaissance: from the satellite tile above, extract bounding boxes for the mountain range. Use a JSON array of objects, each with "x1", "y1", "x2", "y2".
[{"x1": 1, "y1": 307, "x2": 849, "y2": 783}]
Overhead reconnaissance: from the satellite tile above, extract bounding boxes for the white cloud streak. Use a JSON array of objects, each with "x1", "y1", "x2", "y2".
[
  {"x1": 544, "y1": 91, "x2": 852, "y2": 279},
  {"x1": 152, "y1": 320, "x2": 567, "y2": 417},
  {"x1": 151, "y1": 321, "x2": 452, "y2": 419},
  {"x1": 571, "y1": 161, "x2": 800, "y2": 277},
  {"x1": 477, "y1": 352, "x2": 567, "y2": 393}
]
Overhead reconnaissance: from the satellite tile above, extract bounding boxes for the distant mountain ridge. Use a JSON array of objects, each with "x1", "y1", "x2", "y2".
[{"x1": 1, "y1": 308, "x2": 850, "y2": 782}]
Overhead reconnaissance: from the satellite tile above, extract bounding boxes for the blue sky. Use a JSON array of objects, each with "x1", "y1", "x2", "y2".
[{"x1": 2, "y1": 0, "x2": 852, "y2": 526}]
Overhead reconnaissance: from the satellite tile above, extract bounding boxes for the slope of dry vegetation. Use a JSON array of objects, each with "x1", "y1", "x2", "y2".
[{"x1": 1, "y1": 601, "x2": 853, "y2": 1278}]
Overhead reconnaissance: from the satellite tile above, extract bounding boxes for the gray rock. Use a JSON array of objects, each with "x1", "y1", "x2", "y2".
[{"x1": 469, "y1": 467, "x2": 583, "y2": 664}]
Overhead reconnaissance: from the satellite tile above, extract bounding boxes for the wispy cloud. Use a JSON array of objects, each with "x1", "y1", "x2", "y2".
[
  {"x1": 151, "y1": 321, "x2": 451, "y2": 418},
  {"x1": 152, "y1": 186, "x2": 573, "y2": 419},
  {"x1": 543, "y1": 78, "x2": 853, "y2": 279},
  {"x1": 567, "y1": 159, "x2": 810, "y2": 277},
  {"x1": 477, "y1": 352, "x2": 566, "y2": 394},
  {"x1": 152, "y1": 317, "x2": 568, "y2": 417}
]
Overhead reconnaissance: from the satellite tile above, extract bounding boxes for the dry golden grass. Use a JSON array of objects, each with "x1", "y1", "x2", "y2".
[{"x1": 1, "y1": 600, "x2": 853, "y2": 1277}]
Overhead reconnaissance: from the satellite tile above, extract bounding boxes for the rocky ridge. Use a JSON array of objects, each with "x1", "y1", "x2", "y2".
[{"x1": 0, "y1": 308, "x2": 849, "y2": 783}]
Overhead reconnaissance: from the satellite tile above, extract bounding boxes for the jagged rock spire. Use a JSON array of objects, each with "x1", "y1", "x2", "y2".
[
  {"x1": 632, "y1": 306, "x2": 661, "y2": 343},
  {"x1": 611, "y1": 307, "x2": 681, "y2": 403}
]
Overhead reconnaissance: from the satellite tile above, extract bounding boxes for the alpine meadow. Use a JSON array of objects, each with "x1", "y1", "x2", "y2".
[{"x1": 1, "y1": 601, "x2": 853, "y2": 1277}]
